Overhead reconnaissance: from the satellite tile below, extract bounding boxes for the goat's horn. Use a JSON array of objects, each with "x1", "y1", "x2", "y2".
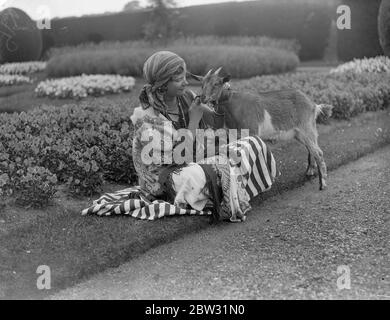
[
  {"x1": 204, "y1": 69, "x2": 213, "y2": 78},
  {"x1": 214, "y1": 67, "x2": 222, "y2": 75}
]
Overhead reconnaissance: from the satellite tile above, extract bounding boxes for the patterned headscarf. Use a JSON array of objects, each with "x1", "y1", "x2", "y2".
[{"x1": 139, "y1": 51, "x2": 187, "y2": 118}]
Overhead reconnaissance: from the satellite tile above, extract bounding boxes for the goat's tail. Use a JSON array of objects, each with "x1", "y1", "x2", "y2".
[{"x1": 315, "y1": 104, "x2": 334, "y2": 120}]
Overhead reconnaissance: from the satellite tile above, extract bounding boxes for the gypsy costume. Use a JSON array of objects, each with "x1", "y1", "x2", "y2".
[{"x1": 82, "y1": 51, "x2": 277, "y2": 222}]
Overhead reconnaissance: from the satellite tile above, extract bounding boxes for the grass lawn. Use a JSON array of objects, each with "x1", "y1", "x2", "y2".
[{"x1": 1, "y1": 108, "x2": 389, "y2": 299}]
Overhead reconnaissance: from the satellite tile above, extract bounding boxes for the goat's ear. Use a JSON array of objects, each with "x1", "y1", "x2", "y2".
[
  {"x1": 222, "y1": 74, "x2": 231, "y2": 83},
  {"x1": 187, "y1": 72, "x2": 203, "y2": 82}
]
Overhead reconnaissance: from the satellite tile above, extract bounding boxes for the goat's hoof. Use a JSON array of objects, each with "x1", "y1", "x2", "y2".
[
  {"x1": 305, "y1": 169, "x2": 316, "y2": 177},
  {"x1": 319, "y1": 183, "x2": 327, "y2": 191}
]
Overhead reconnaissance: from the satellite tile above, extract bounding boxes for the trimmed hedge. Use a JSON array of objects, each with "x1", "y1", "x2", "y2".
[
  {"x1": 379, "y1": 0, "x2": 390, "y2": 57},
  {"x1": 0, "y1": 7, "x2": 43, "y2": 63},
  {"x1": 46, "y1": 45, "x2": 299, "y2": 79},
  {"x1": 46, "y1": 36, "x2": 301, "y2": 59},
  {"x1": 337, "y1": 0, "x2": 383, "y2": 61},
  {"x1": 43, "y1": 0, "x2": 334, "y2": 61}
]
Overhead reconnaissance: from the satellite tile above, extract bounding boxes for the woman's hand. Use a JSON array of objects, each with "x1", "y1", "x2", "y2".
[{"x1": 188, "y1": 96, "x2": 214, "y2": 127}]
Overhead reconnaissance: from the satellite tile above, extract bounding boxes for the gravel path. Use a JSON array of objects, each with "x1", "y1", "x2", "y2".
[{"x1": 51, "y1": 145, "x2": 390, "y2": 300}]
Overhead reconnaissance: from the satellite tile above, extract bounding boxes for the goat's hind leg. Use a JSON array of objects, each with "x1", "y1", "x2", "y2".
[
  {"x1": 294, "y1": 129, "x2": 327, "y2": 190},
  {"x1": 305, "y1": 149, "x2": 317, "y2": 177},
  {"x1": 294, "y1": 134, "x2": 317, "y2": 177}
]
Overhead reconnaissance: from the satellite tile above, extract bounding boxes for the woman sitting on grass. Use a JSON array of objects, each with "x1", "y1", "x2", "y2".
[
  {"x1": 83, "y1": 51, "x2": 276, "y2": 222},
  {"x1": 129, "y1": 50, "x2": 277, "y2": 222}
]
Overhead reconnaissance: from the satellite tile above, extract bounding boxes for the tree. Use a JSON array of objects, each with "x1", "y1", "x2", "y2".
[
  {"x1": 378, "y1": 0, "x2": 390, "y2": 56},
  {"x1": 123, "y1": 1, "x2": 143, "y2": 12},
  {"x1": 142, "y1": 0, "x2": 180, "y2": 44}
]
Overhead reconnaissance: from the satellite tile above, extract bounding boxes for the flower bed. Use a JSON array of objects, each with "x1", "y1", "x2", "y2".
[
  {"x1": 330, "y1": 56, "x2": 390, "y2": 74},
  {"x1": 0, "y1": 101, "x2": 137, "y2": 206},
  {"x1": 0, "y1": 61, "x2": 47, "y2": 75},
  {"x1": 0, "y1": 74, "x2": 32, "y2": 86},
  {"x1": 35, "y1": 74, "x2": 136, "y2": 99}
]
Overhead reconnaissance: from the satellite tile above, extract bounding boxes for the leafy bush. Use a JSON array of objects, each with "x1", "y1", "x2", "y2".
[
  {"x1": 330, "y1": 56, "x2": 390, "y2": 75},
  {"x1": 0, "y1": 74, "x2": 32, "y2": 86},
  {"x1": 64, "y1": 148, "x2": 104, "y2": 196},
  {"x1": 0, "y1": 172, "x2": 12, "y2": 197},
  {"x1": 35, "y1": 74, "x2": 136, "y2": 99},
  {"x1": 14, "y1": 166, "x2": 58, "y2": 208},
  {"x1": 43, "y1": 0, "x2": 332, "y2": 60},
  {"x1": 236, "y1": 71, "x2": 390, "y2": 120},
  {"x1": 0, "y1": 7, "x2": 42, "y2": 63},
  {"x1": 46, "y1": 45, "x2": 299, "y2": 79},
  {"x1": 0, "y1": 101, "x2": 137, "y2": 199},
  {"x1": 0, "y1": 61, "x2": 47, "y2": 75}
]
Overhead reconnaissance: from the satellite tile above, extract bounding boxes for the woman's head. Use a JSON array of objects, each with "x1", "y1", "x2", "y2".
[
  {"x1": 139, "y1": 51, "x2": 190, "y2": 115},
  {"x1": 143, "y1": 51, "x2": 188, "y2": 98}
]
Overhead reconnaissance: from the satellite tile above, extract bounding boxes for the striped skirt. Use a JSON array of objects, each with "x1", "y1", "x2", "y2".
[{"x1": 82, "y1": 135, "x2": 277, "y2": 222}]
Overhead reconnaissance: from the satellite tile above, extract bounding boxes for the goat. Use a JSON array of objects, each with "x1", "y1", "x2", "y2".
[{"x1": 192, "y1": 68, "x2": 333, "y2": 190}]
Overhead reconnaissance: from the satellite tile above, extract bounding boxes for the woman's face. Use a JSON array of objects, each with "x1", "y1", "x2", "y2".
[{"x1": 165, "y1": 69, "x2": 189, "y2": 98}]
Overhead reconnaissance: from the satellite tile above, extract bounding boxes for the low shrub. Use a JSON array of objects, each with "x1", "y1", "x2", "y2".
[
  {"x1": 14, "y1": 166, "x2": 58, "y2": 208},
  {"x1": 330, "y1": 56, "x2": 390, "y2": 75},
  {"x1": 0, "y1": 172, "x2": 12, "y2": 197},
  {"x1": 46, "y1": 36, "x2": 301, "y2": 58},
  {"x1": 46, "y1": 45, "x2": 299, "y2": 79},
  {"x1": 0, "y1": 101, "x2": 137, "y2": 199},
  {"x1": 64, "y1": 147, "x2": 105, "y2": 196},
  {"x1": 236, "y1": 71, "x2": 390, "y2": 120}
]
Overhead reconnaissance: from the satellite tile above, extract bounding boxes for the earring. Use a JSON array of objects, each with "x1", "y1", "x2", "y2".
[{"x1": 158, "y1": 85, "x2": 167, "y2": 94}]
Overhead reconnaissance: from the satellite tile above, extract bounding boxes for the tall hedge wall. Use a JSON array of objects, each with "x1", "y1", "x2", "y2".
[
  {"x1": 379, "y1": 0, "x2": 390, "y2": 57},
  {"x1": 337, "y1": 0, "x2": 383, "y2": 61},
  {"x1": 43, "y1": 0, "x2": 335, "y2": 61}
]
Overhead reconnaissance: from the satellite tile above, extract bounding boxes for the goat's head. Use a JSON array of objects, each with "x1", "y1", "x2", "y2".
[{"x1": 191, "y1": 67, "x2": 231, "y2": 106}]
